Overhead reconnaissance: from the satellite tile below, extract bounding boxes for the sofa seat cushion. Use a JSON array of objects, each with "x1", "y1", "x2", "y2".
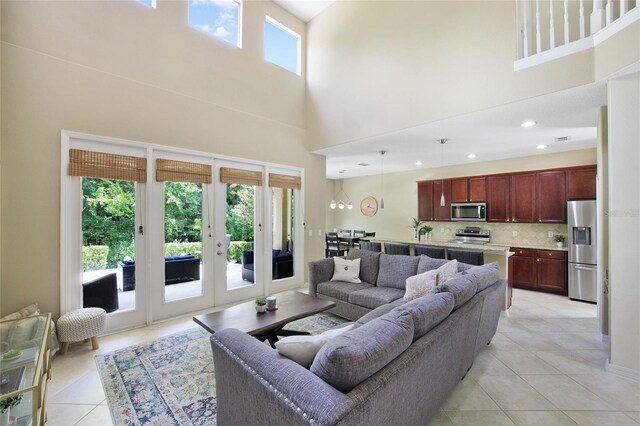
[
  {"x1": 275, "y1": 323, "x2": 355, "y2": 368},
  {"x1": 348, "y1": 287, "x2": 406, "y2": 309},
  {"x1": 346, "y1": 249, "x2": 382, "y2": 284},
  {"x1": 376, "y1": 254, "x2": 420, "y2": 290},
  {"x1": 311, "y1": 309, "x2": 414, "y2": 393},
  {"x1": 432, "y1": 274, "x2": 477, "y2": 310},
  {"x1": 464, "y1": 262, "x2": 500, "y2": 292},
  {"x1": 317, "y1": 281, "x2": 374, "y2": 302},
  {"x1": 396, "y1": 293, "x2": 455, "y2": 340},
  {"x1": 355, "y1": 298, "x2": 405, "y2": 325}
]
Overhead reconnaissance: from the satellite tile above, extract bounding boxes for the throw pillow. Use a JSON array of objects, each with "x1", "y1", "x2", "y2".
[
  {"x1": 404, "y1": 269, "x2": 438, "y2": 302},
  {"x1": 275, "y1": 324, "x2": 355, "y2": 368},
  {"x1": 436, "y1": 259, "x2": 458, "y2": 285},
  {"x1": 331, "y1": 258, "x2": 361, "y2": 283}
]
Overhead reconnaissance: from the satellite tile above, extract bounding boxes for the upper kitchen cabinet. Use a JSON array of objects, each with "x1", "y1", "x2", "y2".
[
  {"x1": 537, "y1": 171, "x2": 567, "y2": 223},
  {"x1": 417, "y1": 181, "x2": 434, "y2": 221},
  {"x1": 566, "y1": 167, "x2": 597, "y2": 200},
  {"x1": 452, "y1": 177, "x2": 486, "y2": 202},
  {"x1": 486, "y1": 175, "x2": 510, "y2": 222},
  {"x1": 510, "y1": 173, "x2": 536, "y2": 222},
  {"x1": 433, "y1": 180, "x2": 452, "y2": 221}
]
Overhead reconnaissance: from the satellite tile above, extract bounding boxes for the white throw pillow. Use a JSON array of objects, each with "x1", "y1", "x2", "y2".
[
  {"x1": 275, "y1": 324, "x2": 355, "y2": 368},
  {"x1": 436, "y1": 259, "x2": 458, "y2": 285},
  {"x1": 404, "y1": 269, "x2": 438, "y2": 302},
  {"x1": 331, "y1": 258, "x2": 361, "y2": 283}
]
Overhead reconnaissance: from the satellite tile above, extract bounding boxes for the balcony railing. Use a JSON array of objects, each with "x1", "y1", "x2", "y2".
[{"x1": 516, "y1": 0, "x2": 639, "y2": 69}]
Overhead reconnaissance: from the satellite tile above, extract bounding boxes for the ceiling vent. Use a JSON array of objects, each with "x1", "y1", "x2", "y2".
[{"x1": 555, "y1": 136, "x2": 571, "y2": 143}]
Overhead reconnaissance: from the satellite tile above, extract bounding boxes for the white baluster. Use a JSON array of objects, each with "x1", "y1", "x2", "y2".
[
  {"x1": 620, "y1": 0, "x2": 629, "y2": 15},
  {"x1": 564, "y1": 0, "x2": 570, "y2": 44},
  {"x1": 591, "y1": 0, "x2": 605, "y2": 33},
  {"x1": 522, "y1": 0, "x2": 530, "y2": 57},
  {"x1": 536, "y1": 0, "x2": 542, "y2": 53},
  {"x1": 605, "y1": 0, "x2": 613, "y2": 25},
  {"x1": 580, "y1": 0, "x2": 586, "y2": 38},
  {"x1": 549, "y1": 0, "x2": 555, "y2": 48}
]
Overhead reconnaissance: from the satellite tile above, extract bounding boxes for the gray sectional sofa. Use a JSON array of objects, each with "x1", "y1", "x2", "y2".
[{"x1": 210, "y1": 248, "x2": 506, "y2": 425}]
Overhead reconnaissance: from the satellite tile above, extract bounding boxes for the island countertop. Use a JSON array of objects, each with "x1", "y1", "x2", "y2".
[{"x1": 370, "y1": 237, "x2": 513, "y2": 255}]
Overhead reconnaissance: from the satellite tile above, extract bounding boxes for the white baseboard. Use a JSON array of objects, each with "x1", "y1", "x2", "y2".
[{"x1": 606, "y1": 360, "x2": 640, "y2": 382}]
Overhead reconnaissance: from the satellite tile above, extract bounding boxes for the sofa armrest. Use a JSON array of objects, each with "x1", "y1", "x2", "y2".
[
  {"x1": 241, "y1": 250, "x2": 254, "y2": 266},
  {"x1": 210, "y1": 329, "x2": 353, "y2": 425},
  {"x1": 307, "y1": 258, "x2": 335, "y2": 296}
]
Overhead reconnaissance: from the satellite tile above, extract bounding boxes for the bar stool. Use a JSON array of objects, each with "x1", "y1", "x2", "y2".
[
  {"x1": 360, "y1": 241, "x2": 382, "y2": 252},
  {"x1": 384, "y1": 242, "x2": 410, "y2": 255},
  {"x1": 447, "y1": 248, "x2": 484, "y2": 265},
  {"x1": 414, "y1": 244, "x2": 446, "y2": 259}
]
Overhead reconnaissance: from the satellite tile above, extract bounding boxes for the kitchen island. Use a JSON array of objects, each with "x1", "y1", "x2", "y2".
[{"x1": 371, "y1": 237, "x2": 514, "y2": 310}]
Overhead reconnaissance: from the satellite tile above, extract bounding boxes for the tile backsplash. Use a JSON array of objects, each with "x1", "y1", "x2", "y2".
[{"x1": 425, "y1": 221, "x2": 568, "y2": 248}]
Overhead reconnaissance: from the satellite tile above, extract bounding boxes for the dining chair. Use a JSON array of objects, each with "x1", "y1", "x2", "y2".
[{"x1": 325, "y1": 232, "x2": 349, "y2": 258}]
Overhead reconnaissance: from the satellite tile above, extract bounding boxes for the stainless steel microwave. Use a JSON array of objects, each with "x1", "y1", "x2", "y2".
[{"x1": 451, "y1": 203, "x2": 487, "y2": 221}]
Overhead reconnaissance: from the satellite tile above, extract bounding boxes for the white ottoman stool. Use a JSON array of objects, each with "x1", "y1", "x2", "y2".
[{"x1": 57, "y1": 307, "x2": 106, "y2": 354}]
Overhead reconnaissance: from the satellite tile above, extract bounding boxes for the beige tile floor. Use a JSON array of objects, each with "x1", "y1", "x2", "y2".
[{"x1": 46, "y1": 289, "x2": 639, "y2": 425}]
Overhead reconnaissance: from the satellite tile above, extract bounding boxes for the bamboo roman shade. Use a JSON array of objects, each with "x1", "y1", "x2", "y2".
[
  {"x1": 220, "y1": 167, "x2": 263, "y2": 186},
  {"x1": 156, "y1": 159, "x2": 212, "y2": 184},
  {"x1": 68, "y1": 149, "x2": 147, "y2": 182},
  {"x1": 269, "y1": 173, "x2": 301, "y2": 190}
]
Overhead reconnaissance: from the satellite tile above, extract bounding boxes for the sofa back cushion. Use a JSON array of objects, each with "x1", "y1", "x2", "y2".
[
  {"x1": 346, "y1": 248, "x2": 382, "y2": 284},
  {"x1": 397, "y1": 293, "x2": 455, "y2": 340},
  {"x1": 311, "y1": 309, "x2": 414, "y2": 393},
  {"x1": 431, "y1": 274, "x2": 477, "y2": 310},
  {"x1": 416, "y1": 255, "x2": 448, "y2": 274},
  {"x1": 376, "y1": 254, "x2": 420, "y2": 289},
  {"x1": 464, "y1": 262, "x2": 500, "y2": 292}
]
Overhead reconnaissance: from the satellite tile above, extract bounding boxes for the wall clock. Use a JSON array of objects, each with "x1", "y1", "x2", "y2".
[{"x1": 360, "y1": 196, "x2": 378, "y2": 216}]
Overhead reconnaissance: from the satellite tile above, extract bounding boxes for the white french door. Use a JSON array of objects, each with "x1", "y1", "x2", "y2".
[
  {"x1": 148, "y1": 151, "x2": 215, "y2": 322},
  {"x1": 213, "y1": 160, "x2": 265, "y2": 306},
  {"x1": 61, "y1": 131, "x2": 304, "y2": 333}
]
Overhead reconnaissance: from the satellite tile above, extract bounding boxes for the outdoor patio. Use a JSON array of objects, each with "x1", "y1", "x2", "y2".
[{"x1": 83, "y1": 262, "x2": 248, "y2": 312}]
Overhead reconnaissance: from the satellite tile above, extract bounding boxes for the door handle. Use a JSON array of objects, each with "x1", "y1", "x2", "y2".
[{"x1": 574, "y1": 265, "x2": 597, "y2": 271}]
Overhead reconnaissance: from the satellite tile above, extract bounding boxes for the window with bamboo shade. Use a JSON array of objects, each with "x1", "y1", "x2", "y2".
[
  {"x1": 269, "y1": 173, "x2": 301, "y2": 190},
  {"x1": 219, "y1": 167, "x2": 263, "y2": 186},
  {"x1": 156, "y1": 159, "x2": 212, "y2": 184},
  {"x1": 68, "y1": 149, "x2": 147, "y2": 182}
]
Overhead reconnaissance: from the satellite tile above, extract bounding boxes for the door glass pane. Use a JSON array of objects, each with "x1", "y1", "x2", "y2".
[
  {"x1": 164, "y1": 181, "x2": 203, "y2": 302},
  {"x1": 272, "y1": 187, "x2": 294, "y2": 280},
  {"x1": 226, "y1": 183, "x2": 256, "y2": 289},
  {"x1": 82, "y1": 177, "x2": 136, "y2": 312}
]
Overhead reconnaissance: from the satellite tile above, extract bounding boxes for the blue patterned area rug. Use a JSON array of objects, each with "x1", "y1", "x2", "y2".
[{"x1": 96, "y1": 312, "x2": 347, "y2": 425}]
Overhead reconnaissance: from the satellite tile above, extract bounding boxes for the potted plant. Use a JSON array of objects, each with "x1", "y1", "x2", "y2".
[
  {"x1": 0, "y1": 395, "x2": 23, "y2": 426},
  {"x1": 420, "y1": 225, "x2": 434, "y2": 242},
  {"x1": 552, "y1": 234, "x2": 566, "y2": 248},
  {"x1": 255, "y1": 297, "x2": 267, "y2": 313},
  {"x1": 409, "y1": 218, "x2": 425, "y2": 240}
]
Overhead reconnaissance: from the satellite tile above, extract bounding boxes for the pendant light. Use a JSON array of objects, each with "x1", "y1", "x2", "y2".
[
  {"x1": 438, "y1": 139, "x2": 447, "y2": 207},
  {"x1": 330, "y1": 170, "x2": 353, "y2": 210},
  {"x1": 379, "y1": 150, "x2": 386, "y2": 209}
]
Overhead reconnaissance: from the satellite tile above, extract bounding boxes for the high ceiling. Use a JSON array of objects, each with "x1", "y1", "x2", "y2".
[
  {"x1": 272, "y1": 0, "x2": 336, "y2": 22},
  {"x1": 316, "y1": 82, "x2": 608, "y2": 179}
]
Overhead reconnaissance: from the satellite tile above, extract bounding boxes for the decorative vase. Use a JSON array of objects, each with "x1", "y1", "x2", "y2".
[
  {"x1": 556, "y1": 242, "x2": 563, "y2": 248},
  {"x1": 255, "y1": 304, "x2": 267, "y2": 313}
]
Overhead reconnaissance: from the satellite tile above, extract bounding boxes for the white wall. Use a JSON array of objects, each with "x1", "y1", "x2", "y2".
[
  {"x1": 0, "y1": 1, "x2": 328, "y2": 316},
  {"x1": 607, "y1": 73, "x2": 640, "y2": 376}
]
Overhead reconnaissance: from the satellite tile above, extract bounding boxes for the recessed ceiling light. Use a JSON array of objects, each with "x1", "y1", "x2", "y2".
[
  {"x1": 357, "y1": 163, "x2": 369, "y2": 167},
  {"x1": 536, "y1": 144, "x2": 548, "y2": 150},
  {"x1": 467, "y1": 154, "x2": 476, "y2": 159},
  {"x1": 521, "y1": 120, "x2": 537, "y2": 128},
  {"x1": 415, "y1": 161, "x2": 423, "y2": 166}
]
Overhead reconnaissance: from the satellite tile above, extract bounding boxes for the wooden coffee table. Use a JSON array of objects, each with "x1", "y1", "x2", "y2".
[{"x1": 193, "y1": 291, "x2": 336, "y2": 347}]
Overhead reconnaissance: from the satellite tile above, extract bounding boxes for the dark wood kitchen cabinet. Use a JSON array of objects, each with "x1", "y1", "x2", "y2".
[
  {"x1": 486, "y1": 175, "x2": 510, "y2": 222},
  {"x1": 566, "y1": 167, "x2": 597, "y2": 200},
  {"x1": 537, "y1": 171, "x2": 566, "y2": 223},
  {"x1": 451, "y1": 177, "x2": 486, "y2": 203},
  {"x1": 433, "y1": 180, "x2": 452, "y2": 220},
  {"x1": 511, "y1": 247, "x2": 567, "y2": 295},
  {"x1": 510, "y1": 173, "x2": 536, "y2": 222},
  {"x1": 417, "y1": 181, "x2": 434, "y2": 221}
]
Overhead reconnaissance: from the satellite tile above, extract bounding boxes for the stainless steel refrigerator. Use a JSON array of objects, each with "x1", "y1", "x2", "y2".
[{"x1": 568, "y1": 200, "x2": 598, "y2": 303}]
